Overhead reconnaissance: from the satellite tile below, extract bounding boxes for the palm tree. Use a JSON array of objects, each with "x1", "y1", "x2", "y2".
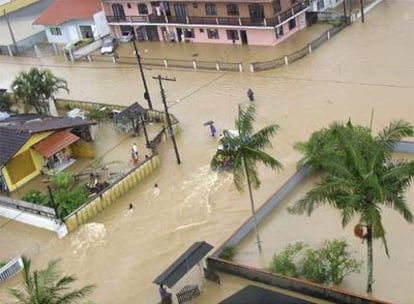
[
  {"x1": 11, "y1": 68, "x2": 69, "y2": 114},
  {"x1": 290, "y1": 120, "x2": 414, "y2": 293},
  {"x1": 9, "y1": 256, "x2": 95, "y2": 304},
  {"x1": 211, "y1": 104, "x2": 283, "y2": 252}
]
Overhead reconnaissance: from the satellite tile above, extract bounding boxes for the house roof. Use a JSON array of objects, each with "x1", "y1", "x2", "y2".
[
  {"x1": 116, "y1": 102, "x2": 146, "y2": 121},
  {"x1": 33, "y1": 130, "x2": 80, "y2": 158},
  {"x1": 153, "y1": 241, "x2": 213, "y2": 288},
  {"x1": 33, "y1": 0, "x2": 102, "y2": 26},
  {"x1": 0, "y1": 115, "x2": 96, "y2": 133},
  {"x1": 0, "y1": 114, "x2": 96, "y2": 167},
  {"x1": 0, "y1": 128, "x2": 31, "y2": 169},
  {"x1": 220, "y1": 285, "x2": 313, "y2": 304}
]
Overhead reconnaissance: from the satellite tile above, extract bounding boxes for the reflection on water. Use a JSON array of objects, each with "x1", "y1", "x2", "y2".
[
  {"x1": 70, "y1": 223, "x2": 106, "y2": 256},
  {"x1": 0, "y1": 1, "x2": 414, "y2": 303}
]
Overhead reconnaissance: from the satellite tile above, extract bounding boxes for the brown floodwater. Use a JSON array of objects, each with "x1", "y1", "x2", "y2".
[{"x1": 1, "y1": 1, "x2": 414, "y2": 303}]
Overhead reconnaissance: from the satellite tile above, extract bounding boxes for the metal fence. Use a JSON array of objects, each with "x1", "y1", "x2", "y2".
[{"x1": 251, "y1": 22, "x2": 348, "y2": 72}]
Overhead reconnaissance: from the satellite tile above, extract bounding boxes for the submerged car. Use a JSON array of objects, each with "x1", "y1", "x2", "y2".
[
  {"x1": 120, "y1": 31, "x2": 134, "y2": 43},
  {"x1": 100, "y1": 37, "x2": 118, "y2": 54}
]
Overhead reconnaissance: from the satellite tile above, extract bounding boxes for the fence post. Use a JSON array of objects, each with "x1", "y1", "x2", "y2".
[
  {"x1": 239, "y1": 63, "x2": 243, "y2": 72},
  {"x1": 53, "y1": 43, "x2": 59, "y2": 55},
  {"x1": 327, "y1": 31, "x2": 331, "y2": 40},
  {"x1": 216, "y1": 62, "x2": 220, "y2": 71},
  {"x1": 192, "y1": 60, "x2": 197, "y2": 70},
  {"x1": 308, "y1": 43, "x2": 312, "y2": 54},
  {"x1": 164, "y1": 59, "x2": 168, "y2": 68},
  {"x1": 34, "y1": 44, "x2": 40, "y2": 58},
  {"x1": 284, "y1": 55, "x2": 289, "y2": 65},
  {"x1": 249, "y1": 64, "x2": 255, "y2": 73},
  {"x1": 7, "y1": 45, "x2": 14, "y2": 56}
]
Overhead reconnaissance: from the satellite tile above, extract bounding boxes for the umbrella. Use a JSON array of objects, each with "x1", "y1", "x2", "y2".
[{"x1": 203, "y1": 120, "x2": 214, "y2": 126}]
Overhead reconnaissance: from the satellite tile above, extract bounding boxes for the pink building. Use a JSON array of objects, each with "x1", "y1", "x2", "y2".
[{"x1": 101, "y1": 0, "x2": 311, "y2": 46}]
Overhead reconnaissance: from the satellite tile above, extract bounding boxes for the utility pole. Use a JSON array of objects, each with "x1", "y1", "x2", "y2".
[
  {"x1": 360, "y1": 0, "x2": 365, "y2": 23},
  {"x1": 342, "y1": 0, "x2": 347, "y2": 22},
  {"x1": 152, "y1": 75, "x2": 181, "y2": 165},
  {"x1": 140, "y1": 112, "x2": 150, "y2": 148},
  {"x1": 3, "y1": 9, "x2": 18, "y2": 55},
  {"x1": 133, "y1": 40, "x2": 153, "y2": 110}
]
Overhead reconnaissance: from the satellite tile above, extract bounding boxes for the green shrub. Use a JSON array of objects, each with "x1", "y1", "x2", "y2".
[
  {"x1": 300, "y1": 239, "x2": 362, "y2": 285},
  {"x1": 21, "y1": 189, "x2": 50, "y2": 206},
  {"x1": 87, "y1": 107, "x2": 109, "y2": 121},
  {"x1": 269, "y1": 241, "x2": 307, "y2": 277},
  {"x1": 269, "y1": 239, "x2": 362, "y2": 286},
  {"x1": 0, "y1": 93, "x2": 13, "y2": 111},
  {"x1": 218, "y1": 246, "x2": 235, "y2": 261}
]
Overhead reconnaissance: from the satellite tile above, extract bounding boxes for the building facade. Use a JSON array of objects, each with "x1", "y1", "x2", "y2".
[
  {"x1": 33, "y1": 0, "x2": 110, "y2": 45},
  {"x1": 102, "y1": 0, "x2": 311, "y2": 46}
]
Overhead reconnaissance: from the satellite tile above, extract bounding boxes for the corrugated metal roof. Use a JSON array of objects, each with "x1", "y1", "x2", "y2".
[
  {"x1": 33, "y1": 130, "x2": 79, "y2": 158},
  {"x1": 153, "y1": 241, "x2": 213, "y2": 288},
  {"x1": 220, "y1": 285, "x2": 312, "y2": 304}
]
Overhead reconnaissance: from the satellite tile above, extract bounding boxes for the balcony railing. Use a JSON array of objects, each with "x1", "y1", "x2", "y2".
[{"x1": 106, "y1": 0, "x2": 309, "y2": 27}]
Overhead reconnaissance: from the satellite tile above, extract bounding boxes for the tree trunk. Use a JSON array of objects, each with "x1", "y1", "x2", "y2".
[
  {"x1": 366, "y1": 225, "x2": 373, "y2": 293},
  {"x1": 243, "y1": 156, "x2": 262, "y2": 253}
]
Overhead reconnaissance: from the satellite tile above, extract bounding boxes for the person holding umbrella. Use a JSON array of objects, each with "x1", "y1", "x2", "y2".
[{"x1": 204, "y1": 120, "x2": 216, "y2": 137}]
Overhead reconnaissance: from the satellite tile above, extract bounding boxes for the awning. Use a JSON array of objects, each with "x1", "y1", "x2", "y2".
[
  {"x1": 220, "y1": 285, "x2": 312, "y2": 304},
  {"x1": 153, "y1": 241, "x2": 213, "y2": 288},
  {"x1": 33, "y1": 130, "x2": 79, "y2": 158}
]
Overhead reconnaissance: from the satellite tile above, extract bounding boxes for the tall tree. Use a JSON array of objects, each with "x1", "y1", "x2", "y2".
[
  {"x1": 290, "y1": 120, "x2": 414, "y2": 293},
  {"x1": 11, "y1": 68, "x2": 69, "y2": 114},
  {"x1": 9, "y1": 256, "x2": 95, "y2": 304},
  {"x1": 211, "y1": 104, "x2": 282, "y2": 252}
]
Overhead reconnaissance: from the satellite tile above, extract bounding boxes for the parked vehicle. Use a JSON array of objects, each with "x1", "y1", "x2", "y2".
[
  {"x1": 120, "y1": 31, "x2": 135, "y2": 43},
  {"x1": 101, "y1": 37, "x2": 118, "y2": 55}
]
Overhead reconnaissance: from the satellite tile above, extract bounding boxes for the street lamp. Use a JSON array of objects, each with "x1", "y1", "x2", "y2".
[{"x1": 133, "y1": 40, "x2": 153, "y2": 110}]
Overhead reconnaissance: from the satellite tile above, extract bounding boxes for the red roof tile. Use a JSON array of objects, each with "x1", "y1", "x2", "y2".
[
  {"x1": 33, "y1": 0, "x2": 102, "y2": 26},
  {"x1": 33, "y1": 130, "x2": 80, "y2": 158}
]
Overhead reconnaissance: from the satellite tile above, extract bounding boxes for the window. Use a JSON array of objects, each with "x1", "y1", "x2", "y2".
[
  {"x1": 183, "y1": 28, "x2": 195, "y2": 38},
  {"x1": 50, "y1": 27, "x2": 62, "y2": 36},
  {"x1": 317, "y1": 0, "x2": 324, "y2": 10},
  {"x1": 226, "y1": 3, "x2": 239, "y2": 16},
  {"x1": 127, "y1": 3, "x2": 131, "y2": 8},
  {"x1": 207, "y1": 29, "x2": 219, "y2": 39},
  {"x1": 226, "y1": 30, "x2": 239, "y2": 40},
  {"x1": 205, "y1": 3, "x2": 216, "y2": 15},
  {"x1": 174, "y1": 4, "x2": 188, "y2": 17},
  {"x1": 288, "y1": 18, "x2": 296, "y2": 30},
  {"x1": 273, "y1": 0, "x2": 281, "y2": 14},
  {"x1": 112, "y1": 3, "x2": 126, "y2": 20},
  {"x1": 290, "y1": 0, "x2": 297, "y2": 4},
  {"x1": 138, "y1": 3, "x2": 148, "y2": 14}
]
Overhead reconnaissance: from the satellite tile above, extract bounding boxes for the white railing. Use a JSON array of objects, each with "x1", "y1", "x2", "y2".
[{"x1": 0, "y1": 256, "x2": 23, "y2": 283}]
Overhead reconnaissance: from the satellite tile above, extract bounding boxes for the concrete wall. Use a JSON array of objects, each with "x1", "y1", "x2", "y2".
[
  {"x1": 64, "y1": 154, "x2": 161, "y2": 231},
  {"x1": 207, "y1": 258, "x2": 391, "y2": 304},
  {"x1": 207, "y1": 141, "x2": 414, "y2": 304},
  {"x1": 16, "y1": 30, "x2": 47, "y2": 51}
]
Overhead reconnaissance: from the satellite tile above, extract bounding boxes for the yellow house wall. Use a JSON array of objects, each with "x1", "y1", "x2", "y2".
[{"x1": 3, "y1": 132, "x2": 53, "y2": 192}]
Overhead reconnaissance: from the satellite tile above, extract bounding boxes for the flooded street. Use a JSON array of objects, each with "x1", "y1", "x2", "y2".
[{"x1": 1, "y1": 1, "x2": 414, "y2": 303}]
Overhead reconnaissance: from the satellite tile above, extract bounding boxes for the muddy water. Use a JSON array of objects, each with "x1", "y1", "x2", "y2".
[{"x1": 1, "y1": 1, "x2": 414, "y2": 303}]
